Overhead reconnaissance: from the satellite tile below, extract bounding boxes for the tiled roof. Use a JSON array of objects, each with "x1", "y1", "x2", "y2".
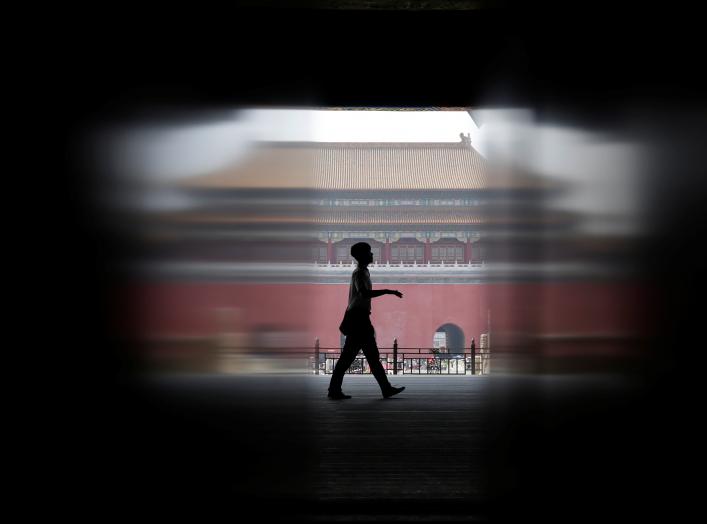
[
  {"x1": 182, "y1": 142, "x2": 544, "y2": 191},
  {"x1": 158, "y1": 210, "x2": 485, "y2": 226},
  {"x1": 156, "y1": 207, "x2": 569, "y2": 226}
]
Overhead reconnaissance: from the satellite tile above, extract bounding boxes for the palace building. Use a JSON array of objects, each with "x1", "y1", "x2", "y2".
[{"x1": 125, "y1": 135, "x2": 646, "y2": 374}]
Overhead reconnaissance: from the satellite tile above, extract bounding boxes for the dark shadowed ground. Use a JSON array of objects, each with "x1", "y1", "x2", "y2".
[
  {"x1": 69, "y1": 371, "x2": 669, "y2": 522},
  {"x1": 104, "y1": 373, "x2": 490, "y2": 521}
]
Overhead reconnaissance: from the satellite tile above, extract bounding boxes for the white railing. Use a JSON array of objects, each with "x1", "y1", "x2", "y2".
[
  {"x1": 131, "y1": 260, "x2": 619, "y2": 280},
  {"x1": 315, "y1": 260, "x2": 485, "y2": 270}
]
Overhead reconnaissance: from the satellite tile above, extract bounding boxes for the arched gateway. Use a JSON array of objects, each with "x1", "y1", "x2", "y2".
[{"x1": 434, "y1": 323, "x2": 465, "y2": 355}]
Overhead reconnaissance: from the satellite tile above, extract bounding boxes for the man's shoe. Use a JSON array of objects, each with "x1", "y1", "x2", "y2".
[
  {"x1": 383, "y1": 385, "x2": 405, "y2": 398},
  {"x1": 328, "y1": 391, "x2": 352, "y2": 400}
]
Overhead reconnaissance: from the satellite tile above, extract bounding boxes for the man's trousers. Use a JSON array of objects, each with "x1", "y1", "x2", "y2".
[{"x1": 328, "y1": 322, "x2": 391, "y2": 393}]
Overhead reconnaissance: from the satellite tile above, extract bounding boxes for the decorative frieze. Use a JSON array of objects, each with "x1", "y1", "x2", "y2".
[
  {"x1": 319, "y1": 231, "x2": 473, "y2": 243},
  {"x1": 415, "y1": 232, "x2": 442, "y2": 243},
  {"x1": 454, "y1": 232, "x2": 482, "y2": 244}
]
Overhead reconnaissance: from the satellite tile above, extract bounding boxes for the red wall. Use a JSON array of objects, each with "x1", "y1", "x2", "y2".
[{"x1": 119, "y1": 280, "x2": 652, "y2": 355}]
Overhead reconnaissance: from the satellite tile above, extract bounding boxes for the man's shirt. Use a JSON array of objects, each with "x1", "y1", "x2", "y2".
[{"x1": 346, "y1": 267, "x2": 372, "y2": 314}]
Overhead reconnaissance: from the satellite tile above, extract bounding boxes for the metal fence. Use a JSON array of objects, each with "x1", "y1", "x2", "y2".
[
  {"x1": 202, "y1": 340, "x2": 490, "y2": 375},
  {"x1": 315, "y1": 340, "x2": 490, "y2": 376}
]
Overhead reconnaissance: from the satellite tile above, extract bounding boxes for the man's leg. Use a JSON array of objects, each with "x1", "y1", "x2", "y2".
[
  {"x1": 360, "y1": 332, "x2": 393, "y2": 392},
  {"x1": 328, "y1": 336, "x2": 360, "y2": 394}
]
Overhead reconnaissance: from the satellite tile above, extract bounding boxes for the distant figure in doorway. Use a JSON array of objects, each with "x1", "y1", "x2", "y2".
[{"x1": 329, "y1": 242, "x2": 406, "y2": 400}]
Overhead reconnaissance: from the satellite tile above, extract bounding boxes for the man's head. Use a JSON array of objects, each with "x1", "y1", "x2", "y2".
[{"x1": 351, "y1": 242, "x2": 373, "y2": 265}]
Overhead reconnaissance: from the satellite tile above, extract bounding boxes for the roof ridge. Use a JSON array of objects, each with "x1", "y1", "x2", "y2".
[{"x1": 256, "y1": 141, "x2": 473, "y2": 148}]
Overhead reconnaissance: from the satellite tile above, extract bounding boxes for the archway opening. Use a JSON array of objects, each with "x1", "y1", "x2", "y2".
[{"x1": 433, "y1": 323, "x2": 465, "y2": 355}]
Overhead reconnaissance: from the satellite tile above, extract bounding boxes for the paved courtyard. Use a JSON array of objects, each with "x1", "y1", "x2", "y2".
[
  {"x1": 103, "y1": 370, "x2": 655, "y2": 521},
  {"x1": 115, "y1": 373, "x2": 489, "y2": 520}
]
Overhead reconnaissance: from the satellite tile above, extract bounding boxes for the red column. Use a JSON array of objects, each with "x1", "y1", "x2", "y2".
[
  {"x1": 464, "y1": 238, "x2": 472, "y2": 263},
  {"x1": 327, "y1": 239, "x2": 333, "y2": 264},
  {"x1": 384, "y1": 239, "x2": 391, "y2": 263},
  {"x1": 424, "y1": 239, "x2": 431, "y2": 264}
]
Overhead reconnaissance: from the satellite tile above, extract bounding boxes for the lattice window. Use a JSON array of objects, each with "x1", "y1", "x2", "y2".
[
  {"x1": 336, "y1": 246, "x2": 350, "y2": 263},
  {"x1": 391, "y1": 243, "x2": 424, "y2": 263},
  {"x1": 371, "y1": 247, "x2": 381, "y2": 263},
  {"x1": 431, "y1": 245, "x2": 464, "y2": 263},
  {"x1": 313, "y1": 246, "x2": 328, "y2": 263}
]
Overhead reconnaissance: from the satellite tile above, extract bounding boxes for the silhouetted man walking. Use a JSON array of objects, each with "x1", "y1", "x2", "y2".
[{"x1": 328, "y1": 242, "x2": 406, "y2": 400}]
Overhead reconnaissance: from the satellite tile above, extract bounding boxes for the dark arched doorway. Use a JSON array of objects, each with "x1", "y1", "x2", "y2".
[{"x1": 433, "y1": 323, "x2": 465, "y2": 355}]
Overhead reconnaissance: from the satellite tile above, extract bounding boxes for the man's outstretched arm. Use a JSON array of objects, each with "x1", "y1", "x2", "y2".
[{"x1": 365, "y1": 289, "x2": 403, "y2": 299}]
